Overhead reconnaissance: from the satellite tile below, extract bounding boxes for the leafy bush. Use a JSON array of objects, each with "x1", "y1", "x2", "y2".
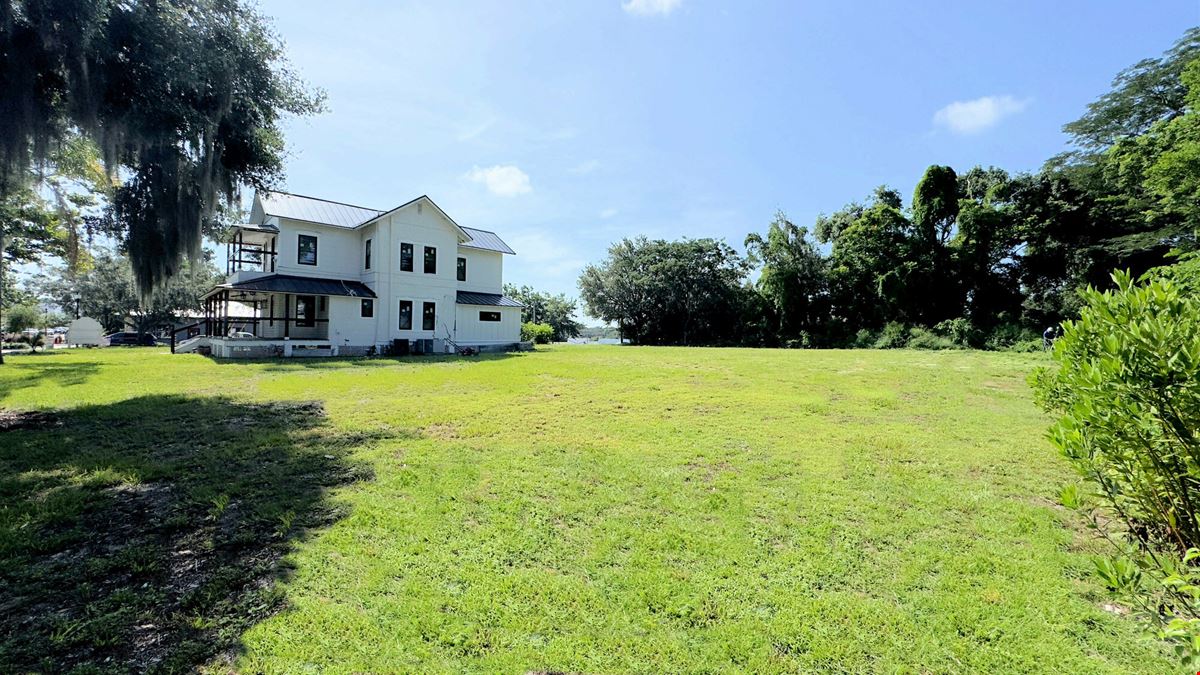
[
  {"x1": 905, "y1": 327, "x2": 959, "y2": 350},
  {"x1": 1033, "y1": 258, "x2": 1200, "y2": 667},
  {"x1": 933, "y1": 318, "x2": 981, "y2": 348},
  {"x1": 520, "y1": 322, "x2": 554, "y2": 344},
  {"x1": 1005, "y1": 338, "x2": 1045, "y2": 353},
  {"x1": 872, "y1": 322, "x2": 908, "y2": 349},
  {"x1": 851, "y1": 328, "x2": 876, "y2": 348},
  {"x1": 984, "y1": 322, "x2": 1038, "y2": 351},
  {"x1": 2, "y1": 342, "x2": 31, "y2": 351}
]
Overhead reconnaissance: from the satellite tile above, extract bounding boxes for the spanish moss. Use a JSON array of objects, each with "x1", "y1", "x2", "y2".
[{"x1": 0, "y1": 0, "x2": 324, "y2": 296}]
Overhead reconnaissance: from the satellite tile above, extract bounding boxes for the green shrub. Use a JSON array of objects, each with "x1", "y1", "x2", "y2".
[
  {"x1": 905, "y1": 327, "x2": 959, "y2": 350},
  {"x1": 984, "y1": 322, "x2": 1038, "y2": 351},
  {"x1": 1005, "y1": 338, "x2": 1045, "y2": 353},
  {"x1": 1033, "y1": 257, "x2": 1200, "y2": 667},
  {"x1": 872, "y1": 322, "x2": 908, "y2": 349},
  {"x1": 851, "y1": 328, "x2": 876, "y2": 348},
  {"x1": 933, "y1": 318, "x2": 981, "y2": 348},
  {"x1": 520, "y1": 322, "x2": 554, "y2": 344}
]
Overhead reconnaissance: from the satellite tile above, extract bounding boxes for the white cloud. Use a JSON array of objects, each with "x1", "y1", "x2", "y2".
[
  {"x1": 465, "y1": 164, "x2": 532, "y2": 197},
  {"x1": 622, "y1": 0, "x2": 682, "y2": 16},
  {"x1": 569, "y1": 159, "x2": 600, "y2": 175},
  {"x1": 932, "y1": 95, "x2": 1029, "y2": 135},
  {"x1": 599, "y1": 208, "x2": 618, "y2": 219}
]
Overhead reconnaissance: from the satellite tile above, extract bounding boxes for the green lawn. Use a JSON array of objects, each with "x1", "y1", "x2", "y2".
[{"x1": 0, "y1": 346, "x2": 1172, "y2": 672}]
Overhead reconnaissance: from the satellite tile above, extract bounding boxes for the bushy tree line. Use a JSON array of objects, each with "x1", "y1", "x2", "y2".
[{"x1": 580, "y1": 28, "x2": 1200, "y2": 348}]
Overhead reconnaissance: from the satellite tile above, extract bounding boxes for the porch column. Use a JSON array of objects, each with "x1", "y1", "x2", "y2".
[{"x1": 283, "y1": 293, "x2": 290, "y2": 338}]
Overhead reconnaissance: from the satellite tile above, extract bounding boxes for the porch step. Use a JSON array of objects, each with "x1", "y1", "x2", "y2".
[{"x1": 173, "y1": 336, "x2": 208, "y2": 354}]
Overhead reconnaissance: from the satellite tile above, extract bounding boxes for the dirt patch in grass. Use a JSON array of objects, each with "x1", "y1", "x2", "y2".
[
  {"x1": 0, "y1": 396, "x2": 376, "y2": 673},
  {"x1": 0, "y1": 408, "x2": 62, "y2": 431}
]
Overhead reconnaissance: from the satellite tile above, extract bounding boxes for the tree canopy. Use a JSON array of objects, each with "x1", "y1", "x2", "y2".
[{"x1": 0, "y1": 0, "x2": 323, "y2": 295}]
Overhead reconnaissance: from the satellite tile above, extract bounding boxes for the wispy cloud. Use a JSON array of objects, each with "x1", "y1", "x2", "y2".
[
  {"x1": 569, "y1": 159, "x2": 600, "y2": 175},
  {"x1": 456, "y1": 118, "x2": 496, "y2": 142},
  {"x1": 932, "y1": 95, "x2": 1029, "y2": 135},
  {"x1": 465, "y1": 164, "x2": 532, "y2": 197},
  {"x1": 622, "y1": 0, "x2": 682, "y2": 17}
]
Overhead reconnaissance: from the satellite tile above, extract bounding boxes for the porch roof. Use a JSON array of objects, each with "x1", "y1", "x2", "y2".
[
  {"x1": 456, "y1": 291, "x2": 524, "y2": 307},
  {"x1": 210, "y1": 274, "x2": 377, "y2": 299}
]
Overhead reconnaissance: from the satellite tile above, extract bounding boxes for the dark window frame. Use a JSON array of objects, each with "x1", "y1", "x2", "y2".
[
  {"x1": 364, "y1": 238, "x2": 372, "y2": 270},
  {"x1": 479, "y1": 311, "x2": 501, "y2": 322},
  {"x1": 457, "y1": 256, "x2": 467, "y2": 282},
  {"x1": 422, "y1": 301, "x2": 436, "y2": 331},
  {"x1": 400, "y1": 242, "x2": 414, "y2": 272},
  {"x1": 398, "y1": 300, "x2": 413, "y2": 330},
  {"x1": 296, "y1": 295, "x2": 316, "y2": 327},
  {"x1": 361, "y1": 299, "x2": 374, "y2": 318},
  {"x1": 424, "y1": 246, "x2": 437, "y2": 274},
  {"x1": 297, "y1": 234, "x2": 318, "y2": 266}
]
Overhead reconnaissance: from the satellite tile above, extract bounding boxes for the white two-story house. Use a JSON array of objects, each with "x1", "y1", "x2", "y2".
[{"x1": 182, "y1": 191, "x2": 523, "y2": 357}]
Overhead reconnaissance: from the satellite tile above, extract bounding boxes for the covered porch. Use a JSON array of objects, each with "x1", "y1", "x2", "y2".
[{"x1": 176, "y1": 274, "x2": 377, "y2": 356}]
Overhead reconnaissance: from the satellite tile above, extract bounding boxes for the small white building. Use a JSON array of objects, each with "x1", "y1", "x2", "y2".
[{"x1": 179, "y1": 191, "x2": 523, "y2": 357}]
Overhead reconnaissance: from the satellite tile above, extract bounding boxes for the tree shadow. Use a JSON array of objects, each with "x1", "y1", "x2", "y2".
[
  {"x1": 0, "y1": 394, "x2": 379, "y2": 673},
  {"x1": 213, "y1": 350, "x2": 528, "y2": 372},
  {"x1": 0, "y1": 352, "x2": 101, "y2": 402}
]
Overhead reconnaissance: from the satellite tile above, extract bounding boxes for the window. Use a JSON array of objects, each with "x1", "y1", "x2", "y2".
[
  {"x1": 361, "y1": 299, "x2": 373, "y2": 318},
  {"x1": 457, "y1": 257, "x2": 467, "y2": 282},
  {"x1": 296, "y1": 295, "x2": 315, "y2": 327},
  {"x1": 268, "y1": 296, "x2": 274, "y2": 326},
  {"x1": 400, "y1": 243, "x2": 413, "y2": 272},
  {"x1": 422, "y1": 302, "x2": 436, "y2": 331},
  {"x1": 398, "y1": 300, "x2": 413, "y2": 330},
  {"x1": 424, "y1": 246, "x2": 437, "y2": 274},
  {"x1": 297, "y1": 234, "x2": 318, "y2": 265},
  {"x1": 364, "y1": 238, "x2": 372, "y2": 270},
  {"x1": 318, "y1": 296, "x2": 326, "y2": 312},
  {"x1": 479, "y1": 311, "x2": 501, "y2": 322}
]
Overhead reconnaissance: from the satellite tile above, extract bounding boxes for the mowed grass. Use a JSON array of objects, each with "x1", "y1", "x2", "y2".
[{"x1": 0, "y1": 346, "x2": 1172, "y2": 672}]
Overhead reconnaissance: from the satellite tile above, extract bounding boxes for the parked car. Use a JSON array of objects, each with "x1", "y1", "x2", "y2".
[{"x1": 104, "y1": 332, "x2": 159, "y2": 346}]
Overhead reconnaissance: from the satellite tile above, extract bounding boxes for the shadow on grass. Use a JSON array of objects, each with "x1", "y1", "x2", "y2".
[
  {"x1": 0, "y1": 394, "x2": 379, "y2": 673},
  {"x1": 212, "y1": 350, "x2": 528, "y2": 372},
  {"x1": 0, "y1": 352, "x2": 101, "y2": 402}
]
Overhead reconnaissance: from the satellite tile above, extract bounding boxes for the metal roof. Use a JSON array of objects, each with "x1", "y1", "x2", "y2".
[
  {"x1": 461, "y1": 226, "x2": 516, "y2": 254},
  {"x1": 226, "y1": 274, "x2": 377, "y2": 298},
  {"x1": 255, "y1": 191, "x2": 516, "y2": 254},
  {"x1": 258, "y1": 192, "x2": 383, "y2": 229},
  {"x1": 456, "y1": 291, "x2": 524, "y2": 307}
]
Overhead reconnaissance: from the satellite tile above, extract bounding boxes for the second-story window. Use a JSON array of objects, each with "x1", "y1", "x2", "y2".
[
  {"x1": 457, "y1": 257, "x2": 466, "y2": 282},
  {"x1": 298, "y1": 234, "x2": 318, "y2": 266},
  {"x1": 364, "y1": 238, "x2": 372, "y2": 270},
  {"x1": 424, "y1": 246, "x2": 437, "y2": 274},
  {"x1": 400, "y1": 243, "x2": 413, "y2": 272}
]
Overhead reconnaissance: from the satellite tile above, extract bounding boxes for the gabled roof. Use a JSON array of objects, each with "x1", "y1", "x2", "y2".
[
  {"x1": 456, "y1": 291, "x2": 524, "y2": 307},
  {"x1": 254, "y1": 190, "x2": 516, "y2": 254},
  {"x1": 258, "y1": 192, "x2": 384, "y2": 229}
]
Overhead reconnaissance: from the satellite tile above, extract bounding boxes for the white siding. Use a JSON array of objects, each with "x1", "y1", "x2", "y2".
[
  {"x1": 328, "y1": 295, "x2": 376, "y2": 346},
  {"x1": 456, "y1": 248, "x2": 504, "y2": 294},
  {"x1": 273, "y1": 218, "x2": 361, "y2": 280},
  {"x1": 455, "y1": 304, "x2": 521, "y2": 344},
  {"x1": 371, "y1": 201, "x2": 461, "y2": 343}
]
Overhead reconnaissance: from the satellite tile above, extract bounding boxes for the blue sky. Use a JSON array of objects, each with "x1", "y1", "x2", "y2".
[{"x1": 257, "y1": 0, "x2": 1198, "y2": 305}]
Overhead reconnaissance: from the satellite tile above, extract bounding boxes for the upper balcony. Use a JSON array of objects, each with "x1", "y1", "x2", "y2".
[{"x1": 225, "y1": 224, "x2": 278, "y2": 281}]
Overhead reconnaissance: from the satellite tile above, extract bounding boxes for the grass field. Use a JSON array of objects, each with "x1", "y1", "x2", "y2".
[{"x1": 0, "y1": 346, "x2": 1173, "y2": 672}]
